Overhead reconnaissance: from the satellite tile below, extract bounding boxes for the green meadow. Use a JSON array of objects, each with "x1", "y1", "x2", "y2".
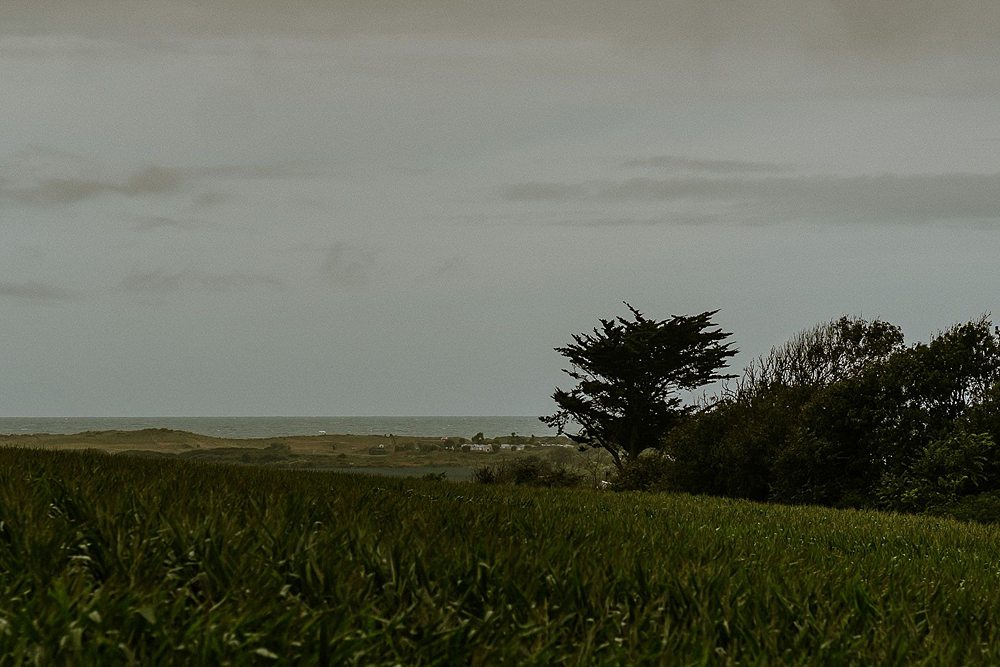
[{"x1": 1, "y1": 448, "x2": 999, "y2": 665}]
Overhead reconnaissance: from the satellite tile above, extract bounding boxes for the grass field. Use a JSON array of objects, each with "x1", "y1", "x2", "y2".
[
  {"x1": 2, "y1": 447, "x2": 1000, "y2": 664},
  {"x1": 0, "y1": 428, "x2": 572, "y2": 475}
]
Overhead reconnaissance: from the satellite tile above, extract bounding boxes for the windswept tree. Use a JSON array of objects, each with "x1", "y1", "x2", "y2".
[
  {"x1": 730, "y1": 316, "x2": 904, "y2": 400},
  {"x1": 667, "y1": 315, "x2": 904, "y2": 501},
  {"x1": 542, "y1": 304, "x2": 736, "y2": 471}
]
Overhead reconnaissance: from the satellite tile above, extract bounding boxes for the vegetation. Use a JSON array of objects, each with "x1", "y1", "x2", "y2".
[
  {"x1": 597, "y1": 314, "x2": 1000, "y2": 520},
  {"x1": 11, "y1": 306, "x2": 1000, "y2": 661},
  {"x1": 472, "y1": 455, "x2": 584, "y2": 487},
  {"x1": 6, "y1": 448, "x2": 1000, "y2": 663},
  {"x1": 542, "y1": 304, "x2": 736, "y2": 471},
  {"x1": 0, "y1": 428, "x2": 571, "y2": 476}
]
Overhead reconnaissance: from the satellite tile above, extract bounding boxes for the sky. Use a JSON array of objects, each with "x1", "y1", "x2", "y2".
[{"x1": 2, "y1": 1, "x2": 1000, "y2": 416}]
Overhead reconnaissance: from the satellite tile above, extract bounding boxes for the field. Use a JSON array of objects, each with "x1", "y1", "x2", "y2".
[
  {"x1": 0, "y1": 429, "x2": 572, "y2": 478},
  {"x1": 2, "y1": 449, "x2": 1000, "y2": 664}
]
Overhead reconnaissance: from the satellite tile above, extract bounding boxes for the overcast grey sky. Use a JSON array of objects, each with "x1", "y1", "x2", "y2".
[{"x1": 3, "y1": 1, "x2": 1000, "y2": 416}]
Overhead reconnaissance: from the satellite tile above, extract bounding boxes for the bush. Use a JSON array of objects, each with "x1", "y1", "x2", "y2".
[
  {"x1": 929, "y1": 491, "x2": 1000, "y2": 524},
  {"x1": 471, "y1": 465, "x2": 498, "y2": 484},
  {"x1": 611, "y1": 452, "x2": 674, "y2": 491},
  {"x1": 877, "y1": 431, "x2": 998, "y2": 512},
  {"x1": 544, "y1": 466, "x2": 587, "y2": 488},
  {"x1": 472, "y1": 456, "x2": 584, "y2": 488}
]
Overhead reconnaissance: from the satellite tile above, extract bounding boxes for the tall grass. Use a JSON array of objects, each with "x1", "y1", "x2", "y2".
[{"x1": 1, "y1": 448, "x2": 999, "y2": 664}]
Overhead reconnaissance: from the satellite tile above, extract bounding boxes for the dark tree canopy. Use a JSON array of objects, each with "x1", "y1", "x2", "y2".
[
  {"x1": 542, "y1": 304, "x2": 736, "y2": 470},
  {"x1": 731, "y1": 315, "x2": 904, "y2": 400},
  {"x1": 660, "y1": 313, "x2": 1000, "y2": 515}
]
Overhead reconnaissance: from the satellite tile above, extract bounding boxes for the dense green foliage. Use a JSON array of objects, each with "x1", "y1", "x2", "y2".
[
  {"x1": 543, "y1": 304, "x2": 736, "y2": 470},
  {"x1": 5, "y1": 449, "x2": 1000, "y2": 664},
  {"x1": 657, "y1": 315, "x2": 1000, "y2": 516}
]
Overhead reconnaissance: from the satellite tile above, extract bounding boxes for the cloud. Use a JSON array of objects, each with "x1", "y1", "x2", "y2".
[
  {"x1": 813, "y1": 1, "x2": 999, "y2": 58},
  {"x1": 622, "y1": 156, "x2": 791, "y2": 174},
  {"x1": 132, "y1": 216, "x2": 202, "y2": 232},
  {"x1": 0, "y1": 281, "x2": 78, "y2": 302},
  {"x1": 196, "y1": 164, "x2": 314, "y2": 180},
  {"x1": 4, "y1": 0, "x2": 1000, "y2": 108},
  {"x1": 320, "y1": 243, "x2": 371, "y2": 288},
  {"x1": 0, "y1": 148, "x2": 186, "y2": 205},
  {"x1": 552, "y1": 213, "x2": 723, "y2": 228},
  {"x1": 500, "y1": 183, "x2": 588, "y2": 202},
  {"x1": 5, "y1": 1, "x2": 997, "y2": 50},
  {"x1": 120, "y1": 269, "x2": 283, "y2": 293},
  {"x1": 5, "y1": 1, "x2": 1000, "y2": 111},
  {"x1": 415, "y1": 255, "x2": 469, "y2": 283},
  {"x1": 0, "y1": 149, "x2": 318, "y2": 208},
  {"x1": 191, "y1": 192, "x2": 227, "y2": 209},
  {"x1": 0, "y1": 33, "x2": 134, "y2": 59},
  {"x1": 503, "y1": 171, "x2": 1000, "y2": 225}
]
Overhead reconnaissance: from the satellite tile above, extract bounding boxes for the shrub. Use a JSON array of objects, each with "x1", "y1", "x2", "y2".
[
  {"x1": 471, "y1": 465, "x2": 498, "y2": 484},
  {"x1": 877, "y1": 431, "x2": 998, "y2": 512},
  {"x1": 929, "y1": 491, "x2": 1000, "y2": 524},
  {"x1": 612, "y1": 452, "x2": 674, "y2": 491},
  {"x1": 472, "y1": 456, "x2": 584, "y2": 488}
]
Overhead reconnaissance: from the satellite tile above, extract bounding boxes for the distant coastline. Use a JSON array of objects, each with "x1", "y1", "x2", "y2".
[{"x1": 0, "y1": 416, "x2": 558, "y2": 439}]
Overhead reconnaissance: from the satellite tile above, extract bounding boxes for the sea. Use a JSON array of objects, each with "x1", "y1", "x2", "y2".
[{"x1": 0, "y1": 416, "x2": 558, "y2": 439}]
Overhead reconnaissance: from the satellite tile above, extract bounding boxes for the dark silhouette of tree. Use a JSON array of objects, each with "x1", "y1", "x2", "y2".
[
  {"x1": 666, "y1": 316, "x2": 904, "y2": 501},
  {"x1": 776, "y1": 315, "x2": 1000, "y2": 506},
  {"x1": 541, "y1": 303, "x2": 736, "y2": 471},
  {"x1": 730, "y1": 316, "x2": 904, "y2": 400},
  {"x1": 663, "y1": 314, "x2": 1000, "y2": 512}
]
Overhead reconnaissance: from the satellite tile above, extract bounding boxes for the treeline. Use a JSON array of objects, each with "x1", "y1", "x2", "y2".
[{"x1": 637, "y1": 315, "x2": 1000, "y2": 519}]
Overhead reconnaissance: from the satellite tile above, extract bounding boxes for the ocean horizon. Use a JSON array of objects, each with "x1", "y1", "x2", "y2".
[{"x1": 0, "y1": 416, "x2": 559, "y2": 439}]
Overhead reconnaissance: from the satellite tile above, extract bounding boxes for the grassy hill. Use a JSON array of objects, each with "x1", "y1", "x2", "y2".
[{"x1": 1, "y1": 447, "x2": 998, "y2": 664}]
